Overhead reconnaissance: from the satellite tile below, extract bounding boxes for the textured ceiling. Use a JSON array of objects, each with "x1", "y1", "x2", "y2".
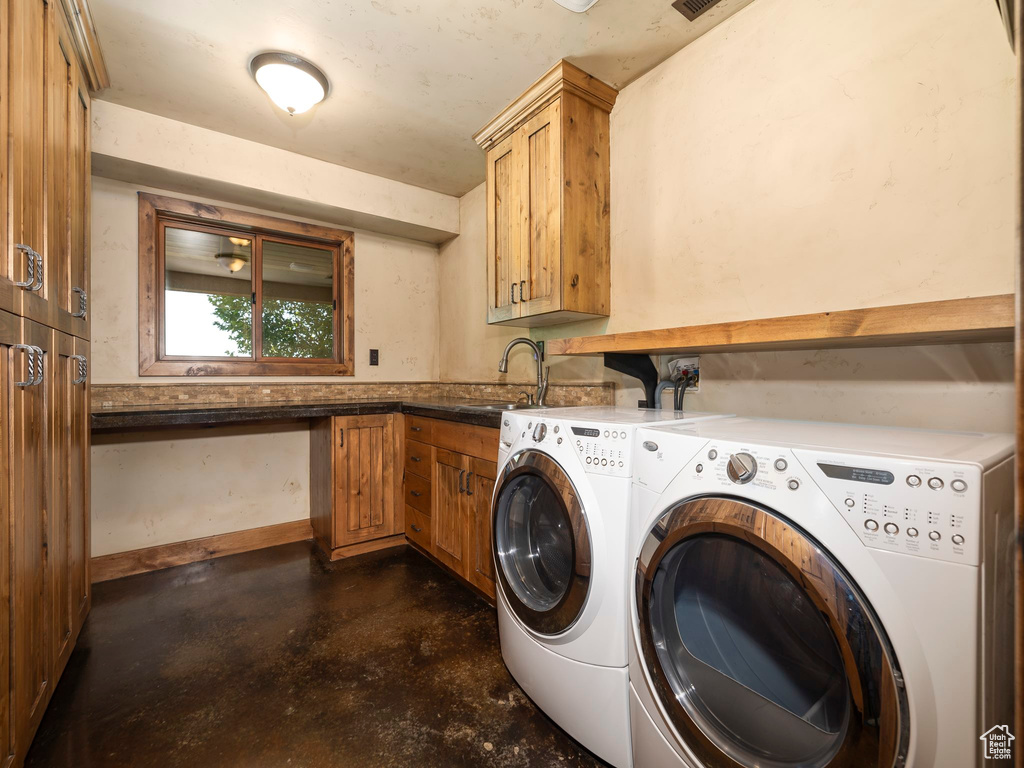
[{"x1": 89, "y1": 0, "x2": 754, "y2": 196}]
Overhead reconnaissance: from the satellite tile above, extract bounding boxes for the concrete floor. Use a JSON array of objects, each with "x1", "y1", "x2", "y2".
[{"x1": 26, "y1": 541, "x2": 609, "y2": 768}]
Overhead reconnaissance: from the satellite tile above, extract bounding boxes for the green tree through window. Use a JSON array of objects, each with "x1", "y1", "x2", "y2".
[{"x1": 208, "y1": 295, "x2": 334, "y2": 358}]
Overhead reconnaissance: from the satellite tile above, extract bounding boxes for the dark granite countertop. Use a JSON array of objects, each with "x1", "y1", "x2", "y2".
[{"x1": 90, "y1": 397, "x2": 509, "y2": 432}]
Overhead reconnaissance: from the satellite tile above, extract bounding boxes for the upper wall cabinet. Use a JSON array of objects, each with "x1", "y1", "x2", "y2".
[
  {"x1": 1, "y1": 0, "x2": 106, "y2": 341},
  {"x1": 474, "y1": 60, "x2": 617, "y2": 327}
]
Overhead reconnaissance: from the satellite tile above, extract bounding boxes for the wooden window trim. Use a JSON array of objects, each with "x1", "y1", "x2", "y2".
[{"x1": 138, "y1": 193, "x2": 355, "y2": 376}]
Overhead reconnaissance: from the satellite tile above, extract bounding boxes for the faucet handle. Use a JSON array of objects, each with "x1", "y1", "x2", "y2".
[{"x1": 518, "y1": 391, "x2": 535, "y2": 406}]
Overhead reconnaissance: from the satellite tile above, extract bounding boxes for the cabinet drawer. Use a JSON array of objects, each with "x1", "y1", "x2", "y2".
[
  {"x1": 405, "y1": 505, "x2": 431, "y2": 550},
  {"x1": 405, "y1": 416, "x2": 433, "y2": 443},
  {"x1": 405, "y1": 440, "x2": 431, "y2": 479},
  {"x1": 404, "y1": 472, "x2": 431, "y2": 515}
]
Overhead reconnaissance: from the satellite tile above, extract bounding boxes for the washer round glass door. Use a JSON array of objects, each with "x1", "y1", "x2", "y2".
[
  {"x1": 635, "y1": 496, "x2": 909, "y2": 768},
  {"x1": 492, "y1": 450, "x2": 591, "y2": 635}
]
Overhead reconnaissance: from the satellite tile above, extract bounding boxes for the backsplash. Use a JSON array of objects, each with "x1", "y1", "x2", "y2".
[{"x1": 91, "y1": 381, "x2": 615, "y2": 410}]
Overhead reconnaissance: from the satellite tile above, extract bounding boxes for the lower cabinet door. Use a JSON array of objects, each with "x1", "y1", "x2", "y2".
[
  {"x1": 432, "y1": 449, "x2": 467, "y2": 574},
  {"x1": 48, "y1": 331, "x2": 88, "y2": 676},
  {"x1": 332, "y1": 414, "x2": 397, "y2": 548},
  {"x1": 70, "y1": 337, "x2": 89, "y2": 630},
  {"x1": 13, "y1": 319, "x2": 51, "y2": 755},
  {"x1": 464, "y1": 458, "x2": 497, "y2": 599},
  {"x1": 49, "y1": 332, "x2": 75, "y2": 675},
  {"x1": 0, "y1": 312, "x2": 18, "y2": 768}
]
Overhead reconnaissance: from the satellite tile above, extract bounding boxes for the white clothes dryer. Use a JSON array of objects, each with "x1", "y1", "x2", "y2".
[{"x1": 627, "y1": 417, "x2": 1014, "y2": 768}]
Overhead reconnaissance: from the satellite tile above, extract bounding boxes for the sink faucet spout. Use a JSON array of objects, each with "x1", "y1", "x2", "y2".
[{"x1": 498, "y1": 338, "x2": 549, "y2": 406}]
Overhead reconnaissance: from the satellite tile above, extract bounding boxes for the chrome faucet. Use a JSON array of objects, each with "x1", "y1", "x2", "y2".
[{"x1": 498, "y1": 338, "x2": 549, "y2": 407}]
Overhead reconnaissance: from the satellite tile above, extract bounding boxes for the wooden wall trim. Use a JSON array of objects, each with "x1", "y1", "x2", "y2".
[
  {"x1": 90, "y1": 519, "x2": 314, "y2": 583},
  {"x1": 137, "y1": 192, "x2": 356, "y2": 377},
  {"x1": 58, "y1": 0, "x2": 109, "y2": 90}
]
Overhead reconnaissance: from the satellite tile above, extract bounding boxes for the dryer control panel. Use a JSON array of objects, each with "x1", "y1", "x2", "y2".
[
  {"x1": 570, "y1": 423, "x2": 631, "y2": 477},
  {"x1": 795, "y1": 448, "x2": 983, "y2": 566},
  {"x1": 654, "y1": 438, "x2": 985, "y2": 566}
]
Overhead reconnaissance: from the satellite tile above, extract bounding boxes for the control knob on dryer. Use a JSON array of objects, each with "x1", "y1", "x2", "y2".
[
  {"x1": 532, "y1": 423, "x2": 547, "y2": 442},
  {"x1": 726, "y1": 452, "x2": 758, "y2": 485}
]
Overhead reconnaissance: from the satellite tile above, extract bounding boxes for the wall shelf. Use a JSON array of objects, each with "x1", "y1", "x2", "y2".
[{"x1": 546, "y1": 294, "x2": 1015, "y2": 356}]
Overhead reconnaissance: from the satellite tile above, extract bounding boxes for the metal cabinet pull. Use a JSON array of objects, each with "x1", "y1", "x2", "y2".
[
  {"x1": 31, "y1": 347, "x2": 44, "y2": 386},
  {"x1": 339, "y1": 429, "x2": 344, "y2": 448},
  {"x1": 465, "y1": 472, "x2": 475, "y2": 496},
  {"x1": 32, "y1": 252, "x2": 43, "y2": 291},
  {"x1": 410, "y1": 490, "x2": 422, "y2": 498},
  {"x1": 410, "y1": 455, "x2": 421, "y2": 463},
  {"x1": 14, "y1": 345, "x2": 35, "y2": 387},
  {"x1": 410, "y1": 524, "x2": 423, "y2": 533},
  {"x1": 458, "y1": 469, "x2": 466, "y2": 493},
  {"x1": 520, "y1": 280, "x2": 527, "y2": 302},
  {"x1": 72, "y1": 287, "x2": 87, "y2": 318},
  {"x1": 510, "y1": 283, "x2": 518, "y2": 304},
  {"x1": 410, "y1": 426, "x2": 422, "y2": 432},
  {"x1": 14, "y1": 245, "x2": 40, "y2": 290},
  {"x1": 71, "y1": 354, "x2": 87, "y2": 385}
]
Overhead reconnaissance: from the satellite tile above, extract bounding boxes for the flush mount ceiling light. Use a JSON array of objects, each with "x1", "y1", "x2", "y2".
[
  {"x1": 215, "y1": 254, "x2": 247, "y2": 273},
  {"x1": 249, "y1": 52, "x2": 330, "y2": 115},
  {"x1": 551, "y1": 0, "x2": 601, "y2": 11}
]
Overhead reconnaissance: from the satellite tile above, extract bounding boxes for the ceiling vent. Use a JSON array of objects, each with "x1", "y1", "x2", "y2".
[{"x1": 671, "y1": 0, "x2": 725, "y2": 21}]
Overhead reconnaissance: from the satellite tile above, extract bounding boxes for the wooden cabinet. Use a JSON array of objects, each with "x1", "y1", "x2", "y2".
[
  {"x1": 402, "y1": 416, "x2": 499, "y2": 601},
  {"x1": 0, "y1": 311, "x2": 90, "y2": 768},
  {"x1": 475, "y1": 60, "x2": 617, "y2": 327},
  {"x1": 310, "y1": 414, "x2": 404, "y2": 559},
  {"x1": 3, "y1": 0, "x2": 92, "y2": 338},
  {"x1": 0, "y1": 2, "x2": 103, "y2": 762}
]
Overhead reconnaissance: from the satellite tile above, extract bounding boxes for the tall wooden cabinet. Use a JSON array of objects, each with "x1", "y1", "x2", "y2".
[
  {"x1": 1, "y1": 1, "x2": 105, "y2": 765},
  {"x1": 474, "y1": 60, "x2": 617, "y2": 327}
]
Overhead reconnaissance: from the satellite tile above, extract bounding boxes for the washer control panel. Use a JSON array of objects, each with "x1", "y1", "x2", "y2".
[{"x1": 570, "y1": 423, "x2": 631, "y2": 477}]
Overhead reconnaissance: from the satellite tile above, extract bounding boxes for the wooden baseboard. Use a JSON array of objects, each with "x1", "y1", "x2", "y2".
[
  {"x1": 91, "y1": 519, "x2": 314, "y2": 583},
  {"x1": 317, "y1": 533, "x2": 407, "y2": 562}
]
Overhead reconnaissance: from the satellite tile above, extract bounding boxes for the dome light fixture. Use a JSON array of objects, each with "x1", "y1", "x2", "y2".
[{"x1": 249, "y1": 52, "x2": 330, "y2": 115}]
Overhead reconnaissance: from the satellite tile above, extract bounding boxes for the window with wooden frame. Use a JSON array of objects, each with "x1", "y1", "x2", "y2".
[{"x1": 138, "y1": 193, "x2": 355, "y2": 376}]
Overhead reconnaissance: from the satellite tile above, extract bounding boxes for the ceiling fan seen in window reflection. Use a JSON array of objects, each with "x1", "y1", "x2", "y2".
[{"x1": 672, "y1": 0, "x2": 725, "y2": 21}]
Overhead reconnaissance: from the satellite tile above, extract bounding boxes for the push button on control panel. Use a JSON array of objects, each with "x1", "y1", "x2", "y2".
[
  {"x1": 906, "y1": 475, "x2": 922, "y2": 487},
  {"x1": 928, "y1": 531, "x2": 941, "y2": 541},
  {"x1": 927, "y1": 477, "x2": 944, "y2": 490},
  {"x1": 952, "y1": 534, "x2": 965, "y2": 546},
  {"x1": 907, "y1": 527, "x2": 919, "y2": 538},
  {"x1": 864, "y1": 519, "x2": 879, "y2": 531},
  {"x1": 883, "y1": 522, "x2": 899, "y2": 535},
  {"x1": 951, "y1": 479, "x2": 967, "y2": 493},
  {"x1": 774, "y1": 458, "x2": 788, "y2": 472}
]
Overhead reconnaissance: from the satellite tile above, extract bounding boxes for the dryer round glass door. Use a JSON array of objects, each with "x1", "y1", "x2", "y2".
[
  {"x1": 492, "y1": 450, "x2": 591, "y2": 635},
  {"x1": 635, "y1": 496, "x2": 909, "y2": 768}
]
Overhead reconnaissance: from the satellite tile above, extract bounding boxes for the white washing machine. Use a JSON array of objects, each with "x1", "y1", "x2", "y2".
[
  {"x1": 627, "y1": 417, "x2": 1014, "y2": 768},
  {"x1": 491, "y1": 407, "x2": 730, "y2": 768}
]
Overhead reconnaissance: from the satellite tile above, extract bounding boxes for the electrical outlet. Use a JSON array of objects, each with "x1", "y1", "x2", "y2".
[
  {"x1": 369, "y1": 349, "x2": 379, "y2": 366},
  {"x1": 667, "y1": 356, "x2": 700, "y2": 393}
]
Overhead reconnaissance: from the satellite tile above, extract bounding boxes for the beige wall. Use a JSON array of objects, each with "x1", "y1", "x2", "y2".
[
  {"x1": 439, "y1": 0, "x2": 1016, "y2": 432},
  {"x1": 91, "y1": 176, "x2": 442, "y2": 556},
  {"x1": 92, "y1": 101, "x2": 460, "y2": 243},
  {"x1": 91, "y1": 424, "x2": 309, "y2": 557}
]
